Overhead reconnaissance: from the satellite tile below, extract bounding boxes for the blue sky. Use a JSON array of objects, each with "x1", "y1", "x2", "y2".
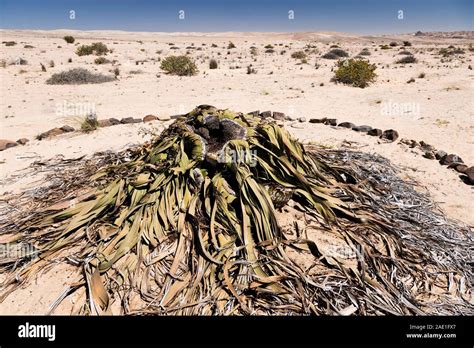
[{"x1": 0, "y1": 0, "x2": 472, "y2": 34}]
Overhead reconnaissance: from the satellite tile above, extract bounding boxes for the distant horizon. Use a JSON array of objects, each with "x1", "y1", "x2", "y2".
[
  {"x1": 1, "y1": 27, "x2": 472, "y2": 36},
  {"x1": 0, "y1": 0, "x2": 472, "y2": 35}
]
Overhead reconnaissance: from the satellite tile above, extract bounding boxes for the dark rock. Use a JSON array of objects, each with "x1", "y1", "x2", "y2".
[
  {"x1": 60, "y1": 125, "x2": 75, "y2": 133},
  {"x1": 108, "y1": 118, "x2": 120, "y2": 125},
  {"x1": 98, "y1": 119, "x2": 113, "y2": 127},
  {"x1": 367, "y1": 128, "x2": 382, "y2": 136},
  {"x1": 247, "y1": 110, "x2": 259, "y2": 117},
  {"x1": 449, "y1": 163, "x2": 468, "y2": 173},
  {"x1": 204, "y1": 115, "x2": 220, "y2": 129},
  {"x1": 337, "y1": 122, "x2": 355, "y2": 129},
  {"x1": 120, "y1": 117, "x2": 142, "y2": 124},
  {"x1": 143, "y1": 114, "x2": 159, "y2": 122},
  {"x1": 272, "y1": 111, "x2": 286, "y2": 121},
  {"x1": 197, "y1": 127, "x2": 210, "y2": 140},
  {"x1": 352, "y1": 125, "x2": 373, "y2": 132},
  {"x1": 435, "y1": 150, "x2": 447, "y2": 160},
  {"x1": 37, "y1": 128, "x2": 64, "y2": 140},
  {"x1": 440, "y1": 154, "x2": 464, "y2": 166},
  {"x1": 423, "y1": 151, "x2": 435, "y2": 159},
  {"x1": 298, "y1": 117, "x2": 307, "y2": 123},
  {"x1": 260, "y1": 111, "x2": 272, "y2": 119},
  {"x1": 419, "y1": 141, "x2": 435, "y2": 152},
  {"x1": 324, "y1": 118, "x2": 337, "y2": 126},
  {"x1": 0, "y1": 139, "x2": 18, "y2": 151},
  {"x1": 309, "y1": 118, "x2": 327, "y2": 124},
  {"x1": 464, "y1": 167, "x2": 474, "y2": 184},
  {"x1": 16, "y1": 138, "x2": 29, "y2": 145},
  {"x1": 380, "y1": 129, "x2": 399, "y2": 141}
]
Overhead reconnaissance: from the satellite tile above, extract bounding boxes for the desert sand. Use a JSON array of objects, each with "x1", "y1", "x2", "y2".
[{"x1": 0, "y1": 29, "x2": 473, "y2": 314}]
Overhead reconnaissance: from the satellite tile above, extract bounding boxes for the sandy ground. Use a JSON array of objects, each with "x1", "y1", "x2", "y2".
[{"x1": 0, "y1": 29, "x2": 473, "y2": 314}]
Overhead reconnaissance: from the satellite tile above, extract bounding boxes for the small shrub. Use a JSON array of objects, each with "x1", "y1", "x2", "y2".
[
  {"x1": 10, "y1": 58, "x2": 28, "y2": 65},
  {"x1": 380, "y1": 44, "x2": 391, "y2": 50},
  {"x1": 0, "y1": 60, "x2": 6, "y2": 68},
  {"x1": 211, "y1": 43, "x2": 218, "y2": 48},
  {"x1": 291, "y1": 51, "x2": 307, "y2": 59},
  {"x1": 94, "y1": 57, "x2": 110, "y2": 64},
  {"x1": 113, "y1": 67, "x2": 120, "y2": 77},
  {"x1": 76, "y1": 45, "x2": 94, "y2": 56},
  {"x1": 160, "y1": 55, "x2": 198, "y2": 76},
  {"x1": 91, "y1": 42, "x2": 109, "y2": 55},
  {"x1": 45, "y1": 68, "x2": 115, "y2": 85},
  {"x1": 333, "y1": 59, "x2": 377, "y2": 88},
  {"x1": 68, "y1": 58, "x2": 72, "y2": 63},
  {"x1": 452, "y1": 48, "x2": 465, "y2": 54},
  {"x1": 398, "y1": 50, "x2": 413, "y2": 55},
  {"x1": 389, "y1": 42, "x2": 398, "y2": 47},
  {"x1": 407, "y1": 77, "x2": 415, "y2": 84},
  {"x1": 49, "y1": 60, "x2": 55, "y2": 68},
  {"x1": 358, "y1": 49, "x2": 371, "y2": 56},
  {"x1": 322, "y1": 49, "x2": 348, "y2": 59},
  {"x1": 81, "y1": 113, "x2": 99, "y2": 132},
  {"x1": 418, "y1": 72, "x2": 425, "y2": 78},
  {"x1": 329, "y1": 48, "x2": 348, "y2": 57},
  {"x1": 63, "y1": 36, "x2": 75, "y2": 44},
  {"x1": 265, "y1": 49, "x2": 275, "y2": 54},
  {"x1": 247, "y1": 65, "x2": 256, "y2": 74},
  {"x1": 403, "y1": 41, "x2": 412, "y2": 47},
  {"x1": 264, "y1": 44, "x2": 274, "y2": 49},
  {"x1": 322, "y1": 52, "x2": 338, "y2": 59},
  {"x1": 4, "y1": 41, "x2": 17, "y2": 46},
  {"x1": 76, "y1": 42, "x2": 109, "y2": 56},
  {"x1": 396, "y1": 55, "x2": 417, "y2": 64},
  {"x1": 24, "y1": 44, "x2": 34, "y2": 49},
  {"x1": 250, "y1": 47, "x2": 258, "y2": 56},
  {"x1": 227, "y1": 42, "x2": 236, "y2": 49},
  {"x1": 41, "y1": 63, "x2": 47, "y2": 72},
  {"x1": 209, "y1": 59, "x2": 218, "y2": 69}
]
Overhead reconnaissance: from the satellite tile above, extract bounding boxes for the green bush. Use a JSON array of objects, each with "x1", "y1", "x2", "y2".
[
  {"x1": 160, "y1": 55, "x2": 198, "y2": 76},
  {"x1": 403, "y1": 41, "x2": 412, "y2": 47},
  {"x1": 209, "y1": 59, "x2": 218, "y2": 69},
  {"x1": 333, "y1": 59, "x2": 377, "y2": 88},
  {"x1": 76, "y1": 42, "x2": 109, "y2": 56},
  {"x1": 227, "y1": 42, "x2": 236, "y2": 49},
  {"x1": 396, "y1": 55, "x2": 417, "y2": 64},
  {"x1": 291, "y1": 51, "x2": 307, "y2": 59},
  {"x1": 81, "y1": 113, "x2": 99, "y2": 132},
  {"x1": 63, "y1": 36, "x2": 75, "y2": 44},
  {"x1": 76, "y1": 45, "x2": 93, "y2": 56}
]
